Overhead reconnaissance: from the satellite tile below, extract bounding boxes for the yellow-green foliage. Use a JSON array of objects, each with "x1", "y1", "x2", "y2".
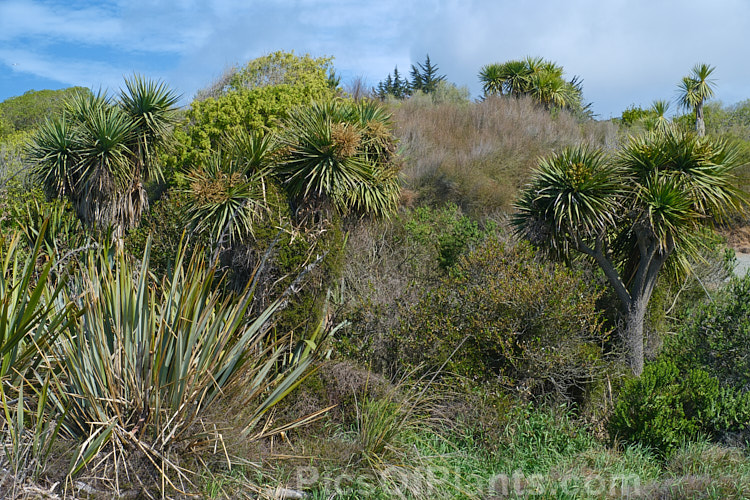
[
  {"x1": 404, "y1": 203, "x2": 492, "y2": 269},
  {"x1": 0, "y1": 87, "x2": 91, "y2": 134},
  {"x1": 0, "y1": 130, "x2": 31, "y2": 182},
  {"x1": 0, "y1": 179, "x2": 47, "y2": 234},
  {"x1": 0, "y1": 110, "x2": 11, "y2": 139},
  {"x1": 228, "y1": 51, "x2": 335, "y2": 93},
  {"x1": 395, "y1": 238, "x2": 608, "y2": 400},
  {"x1": 170, "y1": 51, "x2": 338, "y2": 171}
]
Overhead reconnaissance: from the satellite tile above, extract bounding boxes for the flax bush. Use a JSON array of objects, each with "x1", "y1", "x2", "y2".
[{"x1": 49, "y1": 239, "x2": 328, "y2": 487}]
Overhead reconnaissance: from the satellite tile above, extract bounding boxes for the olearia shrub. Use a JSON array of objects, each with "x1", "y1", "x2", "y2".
[{"x1": 393, "y1": 238, "x2": 609, "y2": 401}]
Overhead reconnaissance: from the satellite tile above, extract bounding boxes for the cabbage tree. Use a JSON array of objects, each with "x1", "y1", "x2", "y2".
[
  {"x1": 28, "y1": 76, "x2": 179, "y2": 235},
  {"x1": 278, "y1": 100, "x2": 400, "y2": 219},
  {"x1": 677, "y1": 63, "x2": 716, "y2": 137},
  {"x1": 514, "y1": 131, "x2": 746, "y2": 375}
]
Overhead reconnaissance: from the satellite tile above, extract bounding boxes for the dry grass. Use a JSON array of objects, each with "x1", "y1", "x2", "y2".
[{"x1": 391, "y1": 96, "x2": 619, "y2": 214}]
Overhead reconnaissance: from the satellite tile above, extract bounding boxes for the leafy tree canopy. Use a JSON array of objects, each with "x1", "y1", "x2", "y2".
[
  {"x1": 0, "y1": 87, "x2": 92, "y2": 133},
  {"x1": 229, "y1": 50, "x2": 337, "y2": 94},
  {"x1": 171, "y1": 51, "x2": 338, "y2": 171}
]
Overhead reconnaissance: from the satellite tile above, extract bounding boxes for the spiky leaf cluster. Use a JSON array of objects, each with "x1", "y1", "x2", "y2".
[
  {"x1": 479, "y1": 56, "x2": 584, "y2": 111},
  {"x1": 182, "y1": 132, "x2": 275, "y2": 244},
  {"x1": 513, "y1": 144, "x2": 623, "y2": 258},
  {"x1": 278, "y1": 100, "x2": 400, "y2": 217},
  {"x1": 515, "y1": 130, "x2": 746, "y2": 278},
  {"x1": 27, "y1": 76, "x2": 179, "y2": 233}
]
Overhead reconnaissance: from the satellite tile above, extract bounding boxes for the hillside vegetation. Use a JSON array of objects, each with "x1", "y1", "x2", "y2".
[{"x1": 1, "y1": 52, "x2": 750, "y2": 499}]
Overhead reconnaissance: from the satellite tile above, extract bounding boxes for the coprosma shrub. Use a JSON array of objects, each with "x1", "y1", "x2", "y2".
[
  {"x1": 394, "y1": 238, "x2": 609, "y2": 400},
  {"x1": 609, "y1": 360, "x2": 750, "y2": 455}
]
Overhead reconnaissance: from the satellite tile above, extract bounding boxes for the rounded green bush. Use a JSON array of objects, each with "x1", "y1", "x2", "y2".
[
  {"x1": 394, "y1": 238, "x2": 608, "y2": 400},
  {"x1": 609, "y1": 359, "x2": 750, "y2": 455}
]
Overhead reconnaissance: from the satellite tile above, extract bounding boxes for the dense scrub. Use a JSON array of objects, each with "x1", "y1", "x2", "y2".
[
  {"x1": 4, "y1": 55, "x2": 750, "y2": 498},
  {"x1": 394, "y1": 238, "x2": 609, "y2": 401}
]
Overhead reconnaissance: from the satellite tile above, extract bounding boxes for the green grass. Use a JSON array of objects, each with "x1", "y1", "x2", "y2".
[{"x1": 195, "y1": 398, "x2": 750, "y2": 499}]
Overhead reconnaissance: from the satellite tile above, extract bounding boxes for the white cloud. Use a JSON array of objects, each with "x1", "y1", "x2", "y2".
[
  {"x1": 0, "y1": 48, "x2": 125, "y2": 92},
  {"x1": 3, "y1": 0, "x2": 750, "y2": 116},
  {"x1": 0, "y1": 1, "x2": 121, "y2": 45}
]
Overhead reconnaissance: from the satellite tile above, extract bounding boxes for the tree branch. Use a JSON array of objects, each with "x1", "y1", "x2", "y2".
[{"x1": 578, "y1": 232, "x2": 631, "y2": 311}]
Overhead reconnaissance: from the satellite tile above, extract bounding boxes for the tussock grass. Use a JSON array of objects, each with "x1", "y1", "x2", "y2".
[{"x1": 392, "y1": 96, "x2": 618, "y2": 214}]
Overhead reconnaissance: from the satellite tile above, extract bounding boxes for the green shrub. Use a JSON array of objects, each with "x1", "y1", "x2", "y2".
[
  {"x1": 404, "y1": 203, "x2": 492, "y2": 270},
  {"x1": 125, "y1": 189, "x2": 204, "y2": 276},
  {"x1": 609, "y1": 360, "x2": 750, "y2": 455},
  {"x1": 0, "y1": 87, "x2": 91, "y2": 133},
  {"x1": 666, "y1": 274, "x2": 750, "y2": 390},
  {"x1": 169, "y1": 51, "x2": 337, "y2": 172},
  {"x1": 394, "y1": 239, "x2": 608, "y2": 400}
]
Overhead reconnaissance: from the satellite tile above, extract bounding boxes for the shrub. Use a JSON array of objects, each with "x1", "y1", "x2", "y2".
[
  {"x1": 394, "y1": 238, "x2": 608, "y2": 400},
  {"x1": 337, "y1": 207, "x2": 499, "y2": 369},
  {"x1": 609, "y1": 360, "x2": 750, "y2": 455},
  {"x1": 666, "y1": 274, "x2": 750, "y2": 391},
  {"x1": 125, "y1": 188, "x2": 205, "y2": 276},
  {"x1": 0, "y1": 131, "x2": 30, "y2": 184},
  {"x1": 170, "y1": 51, "x2": 338, "y2": 172},
  {"x1": 404, "y1": 203, "x2": 493, "y2": 270}
]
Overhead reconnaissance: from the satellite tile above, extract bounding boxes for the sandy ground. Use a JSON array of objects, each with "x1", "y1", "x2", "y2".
[
  {"x1": 722, "y1": 224, "x2": 750, "y2": 276},
  {"x1": 735, "y1": 252, "x2": 750, "y2": 276}
]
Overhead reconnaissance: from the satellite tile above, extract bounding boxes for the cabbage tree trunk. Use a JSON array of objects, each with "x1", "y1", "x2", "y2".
[
  {"x1": 577, "y1": 232, "x2": 671, "y2": 376},
  {"x1": 695, "y1": 101, "x2": 706, "y2": 137}
]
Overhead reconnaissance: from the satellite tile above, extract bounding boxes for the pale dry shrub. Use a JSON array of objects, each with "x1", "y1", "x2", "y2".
[
  {"x1": 193, "y1": 64, "x2": 238, "y2": 102},
  {"x1": 336, "y1": 215, "x2": 439, "y2": 371},
  {"x1": 391, "y1": 96, "x2": 619, "y2": 214}
]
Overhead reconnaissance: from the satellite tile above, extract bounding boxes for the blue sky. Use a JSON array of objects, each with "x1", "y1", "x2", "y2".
[{"x1": 1, "y1": 0, "x2": 750, "y2": 118}]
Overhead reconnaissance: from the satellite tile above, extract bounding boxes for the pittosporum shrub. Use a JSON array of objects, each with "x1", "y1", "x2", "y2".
[{"x1": 393, "y1": 238, "x2": 609, "y2": 401}]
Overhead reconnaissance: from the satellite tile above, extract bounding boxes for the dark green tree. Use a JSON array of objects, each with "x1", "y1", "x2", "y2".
[
  {"x1": 375, "y1": 67, "x2": 410, "y2": 100},
  {"x1": 409, "y1": 54, "x2": 446, "y2": 94}
]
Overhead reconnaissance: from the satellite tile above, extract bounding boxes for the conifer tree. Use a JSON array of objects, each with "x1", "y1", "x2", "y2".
[{"x1": 410, "y1": 54, "x2": 446, "y2": 94}]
